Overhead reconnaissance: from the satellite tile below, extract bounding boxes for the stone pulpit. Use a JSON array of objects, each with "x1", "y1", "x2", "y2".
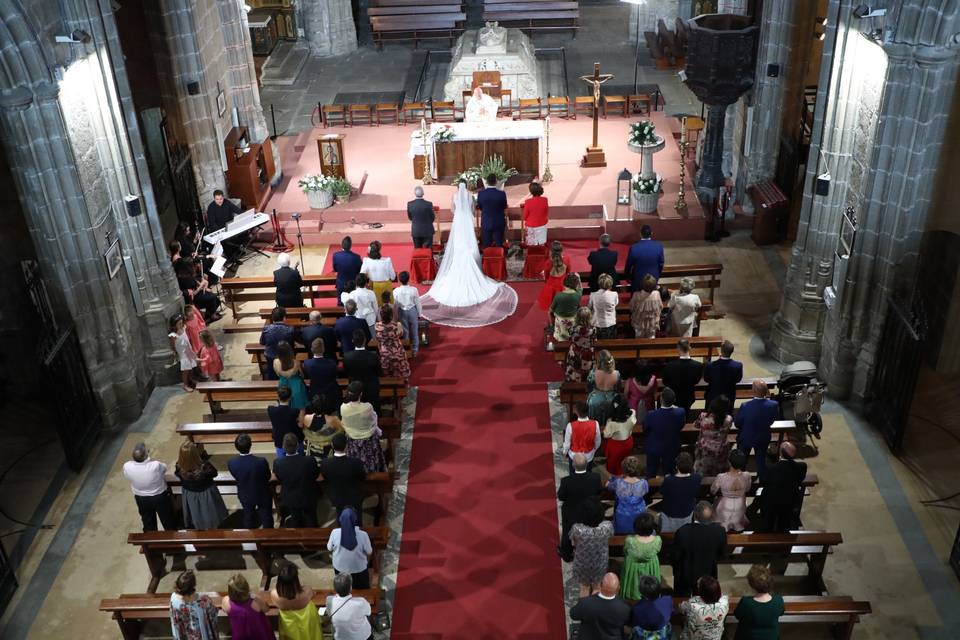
[{"x1": 443, "y1": 22, "x2": 541, "y2": 102}]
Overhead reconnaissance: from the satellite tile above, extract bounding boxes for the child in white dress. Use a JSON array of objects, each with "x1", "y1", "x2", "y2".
[{"x1": 169, "y1": 314, "x2": 197, "y2": 392}]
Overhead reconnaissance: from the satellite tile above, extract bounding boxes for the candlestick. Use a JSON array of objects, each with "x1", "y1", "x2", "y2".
[
  {"x1": 675, "y1": 116, "x2": 688, "y2": 212},
  {"x1": 420, "y1": 118, "x2": 433, "y2": 185},
  {"x1": 542, "y1": 116, "x2": 553, "y2": 183}
]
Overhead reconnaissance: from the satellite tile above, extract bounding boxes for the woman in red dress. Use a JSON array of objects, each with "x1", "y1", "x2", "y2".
[
  {"x1": 521, "y1": 182, "x2": 549, "y2": 246},
  {"x1": 537, "y1": 241, "x2": 571, "y2": 310}
]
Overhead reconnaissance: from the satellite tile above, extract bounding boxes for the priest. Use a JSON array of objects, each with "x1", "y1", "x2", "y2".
[{"x1": 464, "y1": 87, "x2": 498, "y2": 124}]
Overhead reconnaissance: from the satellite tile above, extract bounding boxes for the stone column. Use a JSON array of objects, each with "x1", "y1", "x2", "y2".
[{"x1": 301, "y1": 0, "x2": 358, "y2": 57}]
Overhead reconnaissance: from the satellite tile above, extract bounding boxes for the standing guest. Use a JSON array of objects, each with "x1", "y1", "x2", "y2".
[
  {"x1": 335, "y1": 300, "x2": 371, "y2": 354},
  {"x1": 756, "y1": 441, "x2": 807, "y2": 533},
  {"x1": 259, "y1": 307, "x2": 295, "y2": 381},
  {"x1": 227, "y1": 434, "x2": 274, "y2": 529},
  {"x1": 360, "y1": 240, "x2": 396, "y2": 304},
  {"x1": 303, "y1": 338, "x2": 341, "y2": 406},
  {"x1": 587, "y1": 349, "x2": 620, "y2": 425},
  {"x1": 642, "y1": 387, "x2": 687, "y2": 477},
  {"x1": 333, "y1": 236, "x2": 363, "y2": 306},
  {"x1": 570, "y1": 573, "x2": 631, "y2": 640},
  {"x1": 561, "y1": 401, "x2": 602, "y2": 473},
  {"x1": 347, "y1": 274, "x2": 379, "y2": 328},
  {"x1": 169, "y1": 314, "x2": 197, "y2": 392},
  {"x1": 206, "y1": 188, "x2": 240, "y2": 232},
  {"x1": 274, "y1": 252, "x2": 304, "y2": 308},
  {"x1": 628, "y1": 575, "x2": 673, "y2": 639},
  {"x1": 630, "y1": 274, "x2": 663, "y2": 339},
  {"x1": 624, "y1": 360, "x2": 658, "y2": 420},
  {"x1": 658, "y1": 288, "x2": 673, "y2": 337},
  {"x1": 343, "y1": 330, "x2": 382, "y2": 415},
  {"x1": 587, "y1": 233, "x2": 619, "y2": 293},
  {"x1": 551, "y1": 273, "x2": 584, "y2": 342},
  {"x1": 672, "y1": 501, "x2": 727, "y2": 596},
  {"x1": 703, "y1": 340, "x2": 743, "y2": 407},
  {"x1": 569, "y1": 500, "x2": 615, "y2": 597},
  {"x1": 735, "y1": 379, "x2": 780, "y2": 476},
  {"x1": 620, "y1": 515, "x2": 664, "y2": 601},
  {"x1": 393, "y1": 271, "x2": 422, "y2": 356},
  {"x1": 602, "y1": 394, "x2": 637, "y2": 476},
  {"x1": 655, "y1": 452, "x2": 702, "y2": 533},
  {"x1": 274, "y1": 341, "x2": 309, "y2": 418},
  {"x1": 661, "y1": 339, "x2": 704, "y2": 412},
  {"x1": 694, "y1": 395, "x2": 733, "y2": 477},
  {"x1": 272, "y1": 432, "x2": 320, "y2": 527},
  {"x1": 221, "y1": 573, "x2": 274, "y2": 640},
  {"x1": 319, "y1": 431, "x2": 367, "y2": 514},
  {"x1": 197, "y1": 330, "x2": 223, "y2": 382},
  {"x1": 183, "y1": 304, "x2": 207, "y2": 355},
  {"x1": 326, "y1": 573, "x2": 373, "y2": 640},
  {"x1": 712, "y1": 449, "x2": 751, "y2": 532},
  {"x1": 589, "y1": 273, "x2": 619, "y2": 340},
  {"x1": 678, "y1": 576, "x2": 729, "y2": 640},
  {"x1": 123, "y1": 442, "x2": 177, "y2": 532},
  {"x1": 476, "y1": 173, "x2": 508, "y2": 248},
  {"x1": 557, "y1": 453, "x2": 603, "y2": 562},
  {"x1": 606, "y1": 455, "x2": 649, "y2": 534},
  {"x1": 374, "y1": 305, "x2": 411, "y2": 379},
  {"x1": 669, "y1": 277, "x2": 703, "y2": 337},
  {"x1": 538, "y1": 241, "x2": 572, "y2": 310},
  {"x1": 169, "y1": 570, "x2": 219, "y2": 640},
  {"x1": 521, "y1": 181, "x2": 549, "y2": 246},
  {"x1": 302, "y1": 394, "x2": 344, "y2": 462},
  {"x1": 298, "y1": 310, "x2": 337, "y2": 362},
  {"x1": 733, "y1": 565, "x2": 785, "y2": 640},
  {"x1": 339, "y1": 279, "x2": 357, "y2": 306},
  {"x1": 327, "y1": 507, "x2": 373, "y2": 589},
  {"x1": 563, "y1": 305, "x2": 595, "y2": 381},
  {"x1": 271, "y1": 562, "x2": 323, "y2": 640},
  {"x1": 625, "y1": 225, "x2": 665, "y2": 291},
  {"x1": 340, "y1": 381, "x2": 387, "y2": 473},
  {"x1": 408, "y1": 185, "x2": 436, "y2": 248},
  {"x1": 175, "y1": 441, "x2": 228, "y2": 530},
  {"x1": 268, "y1": 386, "x2": 303, "y2": 458}
]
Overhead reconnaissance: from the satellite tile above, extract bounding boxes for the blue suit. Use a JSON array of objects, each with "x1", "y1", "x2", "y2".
[
  {"x1": 735, "y1": 397, "x2": 780, "y2": 475},
  {"x1": 334, "y1": 315, "x2": 370, "y2": 354},
  {"x1": 227, "y1": 454, "x2": 274, "y2": 529},
  {"x1": 624, "y1": 238, "x2": 665, "y2": 291},
  {"x1": 332, "y1": 250, "x2": 362, "y2": 305},
  {"x1": 643, "y1": 406, "x2": 687, "y2": 476},
  {"x1": 476, "y1": 187, "x2": 507, "y2": 248},
  {"x1": 703, "y1": 358, "x2": 744, "y2": 406}
]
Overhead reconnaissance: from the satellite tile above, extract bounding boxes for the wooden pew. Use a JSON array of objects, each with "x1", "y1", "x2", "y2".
[
  {"x1": 219, "y1": 274, "x2": 338, "y2": 320},
  {"x1": 551, "y1": 336, "x2": 723, "y2": 366},
  {"x1": 576, "y1": 263, "x2": 722, "y2": 299},
  {"x1": 245, "y1": 340, "x2": 412, "y2": 377},
  {"x1": 176, "y1": 419, "x2": 401, "y2": 446},
  {"x1": 609, "y1": 530, "x2": 843, "y2": 594},
  {"x1": 557, "y1": 378, "x2": 782, "y2": 415},
  {"x1": 370, "y1": 11, "x2": 466, "y2": 49},
  {"x1": 128, "y1": 527, "x2": 390, "y2": 593},
  {"x1": 482, "y1": 0, "x2": 580, "y2": 36},
  {"x1": 101, "y1": 589, "x2": 383, "y2": 640}
]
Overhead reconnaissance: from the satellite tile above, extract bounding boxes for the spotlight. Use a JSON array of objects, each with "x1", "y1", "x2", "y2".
[
  {"x1": 853, "y1": 5, "x2": 886, "y2": 19},
  {"x1": 54, "y1": 29, "x2": 91, "y2": 44}
]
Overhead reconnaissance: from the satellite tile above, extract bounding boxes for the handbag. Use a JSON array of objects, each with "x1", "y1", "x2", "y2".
[{"x1": 327, "y1": 595, "x2": 392, "y2": 633}]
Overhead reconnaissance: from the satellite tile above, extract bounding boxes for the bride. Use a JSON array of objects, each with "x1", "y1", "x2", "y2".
[{"x1": 419, "y1": 182, "x2": 518, "y2": 328}]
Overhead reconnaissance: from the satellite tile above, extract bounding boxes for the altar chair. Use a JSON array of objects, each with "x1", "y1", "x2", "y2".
[
  {"x1": 481, "y1": 247, "x2": 507, "y2": 281},
  {"x1": 499, "y1": 89, "x2": 513, "y2": 112},
  {"x1": 572, "y1": 96, "x2": 595, "y2": 120},
  {"x1": 432, "y1": 100, "x2": 457, "y2": 122},
  {"x1": 516, "y1": 98, "x2": 542, "y2": 120},
  {"x1": 628, "y1": 94, "x2": 652, "y2": 117},
  {"x1": 409, "y1": 248, "x2": 438, "y2": 283},
  {"x1": 602, "y1": 95, "x2": 627, "y2": 118},
  {"x1": 547, "y1": 96, "x2": 571, "y2": 119},
  {"x1": 522, "y1": 244, "x2": 549, "y2": 279},
  {"x1": 348, "y1": 104, "x2": 373, "y2": 126},
  {"x1": 402, "y1": 101, "x2": 430, "y2": 124},
  {"x1": 375, "y1": 102, "x2": 400, "y2": 125},
  {"x1": 322, "y1": 104, "x2": 347, "y2": 128}
]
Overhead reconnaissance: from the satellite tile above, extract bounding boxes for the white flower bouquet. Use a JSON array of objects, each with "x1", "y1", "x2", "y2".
[
  {"x1": 432, "y1": 125, "x2": 456, "y2": 143},
  {"x1": 298, "y1": 174, "x2": 336, "y2": 193},
  {"x1": 629, "y1": 120, "x2": 658, "y2": 146},
  {"x1": 632, "y1": 175, "x2": 662, "y2": 194}
]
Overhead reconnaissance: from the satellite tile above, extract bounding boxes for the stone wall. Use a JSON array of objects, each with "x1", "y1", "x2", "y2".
[{"x1": 301, "y1": 0, "x2": 358, "y2": 58}]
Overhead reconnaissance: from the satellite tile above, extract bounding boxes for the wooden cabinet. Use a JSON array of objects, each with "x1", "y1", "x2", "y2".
[
  {"x1": 248, "y1": 0, "x2": 298, "y2": 43},
  {"x1": 224, "y1": 127, "x2": 276, "y2": 211}
]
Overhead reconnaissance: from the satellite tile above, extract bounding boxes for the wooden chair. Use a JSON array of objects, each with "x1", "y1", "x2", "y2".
[
  {"x1": 462, "y1": 90, "x2": 473, "y2": 111},
  {"x1": 431, "y1": 100, "x2": 457, "y2": 122},
  {"x1": 499, "y1": 89, "x2": 513, "y2": 111},
  {"x1": 375, "y1": 102, "x2": 400, "y2": 125},
  {"x1": 628, "y1": 94, "x2": 652, "y2": 117},
  {"x1": 321, "y1": 104, "x2": 347, "y2": 128},
  {"x1": 402, "y1": 101, "x2": 431, "y2": 124},
  {"x1": 572, "y1": 96, "x2": 595, "y2": 119},
  {"x1": 546, "y1": 96, "x2": 570, "y2": 118},
  {"x1": 516, "y1": 97, "x2": 542, "y2": 119},
  {"x1": 348, "y1": 104, "x2": 373, "y2": 126},
  {"x1": 685, "y1": 116, "x2": 705, "y2": 155},
  {"x1": 602, "y1": 95, "x2": 627, "y2": 118}
]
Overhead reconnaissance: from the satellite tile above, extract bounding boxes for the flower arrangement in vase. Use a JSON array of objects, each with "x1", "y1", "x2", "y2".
[
  {"x1": 628, "y1": 120, "x2": 658, "y2": 146},
  {"x1": 298, "y1": 174, "x2": 336, "y2": 209},
  {"x1": 432, "y1": 125, "x2": 456, "y2": 143}
]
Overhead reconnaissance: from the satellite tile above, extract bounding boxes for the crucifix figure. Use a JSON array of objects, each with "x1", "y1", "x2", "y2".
[{"x1": 580, "y1": 62, "x2": 614, "y2": 167}]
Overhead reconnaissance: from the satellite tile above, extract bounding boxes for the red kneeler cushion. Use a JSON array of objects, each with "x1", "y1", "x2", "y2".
[
  {"x1": 481, "y1": 246, "x2": 507, "y2": 281},
  {"x1": 410, "y1": 247, "x2": 437, "y2": 283},
  {"x1": 522, "y1": 245, "x2": 549, "y2": 279}
]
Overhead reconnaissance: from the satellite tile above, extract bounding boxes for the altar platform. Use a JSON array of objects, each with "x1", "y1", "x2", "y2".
[{"x1": 259, "y1": 110, "x2": 751, "y2": 246}]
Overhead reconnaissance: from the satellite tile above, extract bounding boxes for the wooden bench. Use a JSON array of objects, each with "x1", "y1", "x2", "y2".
[
  {"x1": 220, "y1": 275, "x2": 338, "y2": 320},
  {"x1": 245, "y1": 340, "x2": 413, "y2": 377},
  {"x1": 551, "y1": 336, "x2": 724, "y2": 366},
  {"x1": 370, "y1": 12, "x2": 466, "y2": 49},
  {"x1": 609, "y1": 530, "x2": 843, "y2": 594},
  {"x1": 128, "y1": 527, "x2": 390, "y2": 592},
  {"x1": 177, "y1": 419, "x2": 401, "y2": 446},
  {"x1": 575, "y1": 263, "x2": 722, "y2": 300},
  {"x1": 101, "y1": 589, "x2": 383, "y2": 640},
  {"x1": 557, "y1": 378, "x2": 781, "y2": 415},
  {"x1": 482, "y1": 0, "x2": 579, "y2": 36}
]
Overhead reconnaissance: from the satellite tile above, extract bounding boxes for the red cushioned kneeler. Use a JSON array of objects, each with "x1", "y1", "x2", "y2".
[
  {"x1": 481, "y1": 246, "x2": 507, "y2": 281},
  {"x1": 410, "y1": 248, "x2": 437, "y2": 283},
  {"x1": 522, "y1": 245, "x2": 549, "y2": 279}
]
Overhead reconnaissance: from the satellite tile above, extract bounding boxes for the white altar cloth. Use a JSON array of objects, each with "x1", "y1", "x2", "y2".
[{"x1": 408, "y1": 121, "x2": 545, "y2": 178}]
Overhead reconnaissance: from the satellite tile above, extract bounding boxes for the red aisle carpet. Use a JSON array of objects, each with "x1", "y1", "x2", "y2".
[{"x1": 390, "y1": 282, "x2": 566, "y2": 639}]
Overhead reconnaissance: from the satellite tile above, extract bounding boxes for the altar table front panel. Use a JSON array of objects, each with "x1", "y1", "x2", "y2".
[{"x1": 435, "y1": 138, "x2": 540, "y2": 181}]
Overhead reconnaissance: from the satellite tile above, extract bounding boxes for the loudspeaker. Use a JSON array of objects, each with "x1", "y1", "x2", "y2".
[
  {"x1": 767, "y1": 63, "x2": 780, "y2": 78},
  {"x1": 815, "y1": 173, "x2": 831, "y2": 196},
  {"x1": 124, "y1": 194, "x2": 142, "y2": 217},
  {"x1": 187, "y1": 81, "x2": 200, "y2": 95}
]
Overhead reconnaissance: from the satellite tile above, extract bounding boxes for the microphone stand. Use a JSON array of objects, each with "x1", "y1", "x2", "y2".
[{"x1": 291, "y1": 212, "x2": 310, "y2": 305}]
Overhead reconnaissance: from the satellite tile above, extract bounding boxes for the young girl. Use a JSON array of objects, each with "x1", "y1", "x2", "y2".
[
  {"x1": 169, "y1": 314, "x2": 196, "y2": 392},
  {"x1": 182, "y1": 304, "x2": 207, "y2": 355},
  {"x1": 197, "y1": 330, "x2": 223, "y2": 382}
]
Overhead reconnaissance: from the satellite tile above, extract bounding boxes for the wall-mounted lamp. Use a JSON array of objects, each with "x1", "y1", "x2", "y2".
[
  {"x1": 852, "y1": 5, "x2": 886, "y2": 19},
  {"x1": 55, "y1": 29, "x2": 91, "y2": 44}
]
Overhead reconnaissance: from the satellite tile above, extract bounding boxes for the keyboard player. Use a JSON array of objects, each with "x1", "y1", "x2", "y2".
[{"x1": 205, "y1": 189, "x2": 245, "y2": 260}]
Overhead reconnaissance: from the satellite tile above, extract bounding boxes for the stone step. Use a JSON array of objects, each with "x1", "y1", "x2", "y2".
[{"x1": 260, "y1": 42, "x2": 309, "y2": 86}]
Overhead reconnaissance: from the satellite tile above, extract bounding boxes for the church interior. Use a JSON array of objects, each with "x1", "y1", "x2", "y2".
[{"x1": 0, "y1": 0, "x2": 959, "y2": 638}]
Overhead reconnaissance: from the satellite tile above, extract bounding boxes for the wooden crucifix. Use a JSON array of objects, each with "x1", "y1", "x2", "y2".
[{"x1": 580, "y1": 62, "x2": 614, "y2": 168}]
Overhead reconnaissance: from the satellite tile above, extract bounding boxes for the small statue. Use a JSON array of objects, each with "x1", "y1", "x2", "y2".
[{"x1": 478, "y1": 21, "x2": 507, "y2": 48}]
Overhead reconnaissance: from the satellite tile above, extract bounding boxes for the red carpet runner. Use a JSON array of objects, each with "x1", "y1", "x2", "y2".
[{"x1": 391, "y1": 282, "x2": 566, "y2": 639}]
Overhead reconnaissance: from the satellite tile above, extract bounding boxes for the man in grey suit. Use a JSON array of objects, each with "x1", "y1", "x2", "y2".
[{"x1": 407, "y1": 186, "x2": 435, "y2": 248}]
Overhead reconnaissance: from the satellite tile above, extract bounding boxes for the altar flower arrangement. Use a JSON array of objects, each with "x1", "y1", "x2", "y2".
[
  {"x1": 330, "y1": 176, "x2": 354, "y2": 200},
  {"x1": 633, "y1": 175, "x2": 662, "y2": 194},
  {"x1": 451, "y1": 155, "x2": 518, "y2": 189},
  {"x1": 298, "y1": 174, "x2": 336, "y2": 194},
  {"x1": 452, "y1": 167, "x2": 483, "y2": 189},
  {"x1": 432, "y1": 125, "x2": 456, "y2": 143},
  {"x1": 629, "y1": 120, "x2": 658, "y2": 146}
]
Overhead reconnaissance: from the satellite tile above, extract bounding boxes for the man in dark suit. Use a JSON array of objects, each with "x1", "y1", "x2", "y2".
[
  {"x1": 332, "y1": 236, "x2": 362, "y2": 305},
  {"x1": 267, "y1": 387, "x2": 302, "y2": 458},
  {"x1": 299, "y1": 310, "x2": 337, "y2": 362},
  {"x1": 273, "y1": 253, "x2": 304, "y2": 308},
  {"x1": 624, "y1": 224, "x2": 665, "y2": 291},
  {"x1": 272, "y1": 433, "x2": 320, "y2": 527},
  {"x1": 476, "y1": 173, "x2": 508, "y2": 248},
  {"x1": 672, "y1": 501, "x2": 727, "y2": 596},
  {"x1": 259, "y1": 306, "x2": 296, "y2": 380},
  {"x1": 205, "y1": 189, "x2": 240, "y2": 232},
  {"x1": 303, "y1": 338, "x2": 342, "y2": 406},
  {"x1": 557, "y1": 453, "x2": 603, "y2": 561},
  {"x1": 407, "y1": 186, "x2": 436, "y2": 248},
  {"x1": 735, "y1": 379, "x2": 780, "y2": 475},
  {"x1": 661, "y1": 339, "x2": 704, "y2": 413},
  {"x1": 334, "y1": 300, "x2": 371, "y2": 354},
  {"x1": 703, "y1": 340, "x2": 743, "y2": 407},
  {"x1": 757, "y1": 441, "x2": 807, "y2": 532},
  {"x1": 586, "y1": 233, "x2": 619, "y2": 292},
  {"x1": 343, "y1": 330, "x2": 382, "y2": 414},
  {"x1": 318, "y1": 432, "x2": 367, "y2": 514},
  {"x1": 642, "y1": 387, "x2": 688, "y2": 476},
  {"x1": 227, "y1": 434, "x2": 274, "y2": 529},
  {"x1": 569, "y1": 573, "x2": 631, "y2": 640}
]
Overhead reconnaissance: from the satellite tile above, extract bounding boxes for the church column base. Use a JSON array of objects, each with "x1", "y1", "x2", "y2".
[
  {"x1": 767, "y1": 293, "x2": 827, "y2": 365},
  {"x1": 581, "y1": 146, "x2": 606, "y2": 168}
]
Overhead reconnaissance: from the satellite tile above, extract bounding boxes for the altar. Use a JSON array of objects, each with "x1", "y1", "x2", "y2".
[{"x1": 409, "y1": 121, "x2": 543, "y2": 182}]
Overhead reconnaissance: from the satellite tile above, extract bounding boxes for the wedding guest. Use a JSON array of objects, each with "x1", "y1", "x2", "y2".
[
  {"x1": 588, "y1": 273, "x2": 619, "y2": 340},
  {"x1": 374, "y1": 305, "x2": 410, "y2": 379},
  {"x1": 563, "y1": 305, "x2": 594, "y2": 381},
  {"x1": 569, "y1": 499, "x2": 615, "y2": 597},
  {"x1": 298, "y1": 310, "x2": 337, "y2": 363},
  {"x1": 628, "y1": 576, "x2": 673, "y2": 639},
  {"x1": 221, "y1": 573, "x2": 274, "y2": 640},
  {"x1": 259, "y1": 306, "x2": 295, "y2": 380},
  {"x1": 587, "y1": 233, "x2": 618, "y2": 293},
  {"x1": 274, "y1": 341, "x2": 309, "y2": 417},
  {"x1": 756, "y1": 441, "x2": 807, "y2": 533},
  {"x1": 228, "y1": 434, "x2": 274, "y2": 529},
  {"x1": 175, "y1": 441, "x2": 228, "y2": 530},
  {"x1": 661, "y1": 339, "x2": 704, "y2": 412},
  {"x1": 347, "y1": 274, "x2": 379, "y2": 327},
  {"x1": 624, "y1": 360, "x2": 657, "y2": 421},
  {"x1": 561, "y1": 401, "x2": 602, "y2": 473},
  {"x1": 302, "y1": 394, "x2": 344, "y2": 462},
  {"x1": 274, "y1": 252, "x2": 304, "y2": 308},
  {"x1": 712, "y1": 449, "x2": 751, "y2": 532},
  {"x1": 587, "y1": 349, "x2": 620, "y2": 426},
  {"x1": 703, "y1": 340, "x2": 743, "y2": 406},
  {"x1": 521, "y1": 181, "x2": 549, "y2": 246},
  {"x1": 343, "y1": 330, "x2": 383, "y2": 415},
  {"x1": 570, "y1": 573, "x2": 631, "y2": 640},
  {"x1": 733, "y1": 565, "x2": 785, "y2": 640},
  {"x1": 694, "y1": 396, "x2": 733, "y2": 477},
  {"x1": 169, "y1": 570, "x2": 219, "y2": 640},
  {"x1": 625, "y1": 225, "x2": 664, "y2": 290},
  {"x1": 333, "y1": 236, "x2": 362, "y2": 305},
  {"x1": 655, "y1": 452, "x2": 702, "y2": 533},
  {"x1": 176, "y1": 261, "x2": 221, "y2": 322},
  {"x1": 393, "y1": 271, "x2": 422, "y2": 356},
  {"x1": 123, "y1": 442, "x2": 177, "y2": 532},
  {"x1": 642, "y1": 387, "x2": 687, "y2": 477},
  {"x1": 327, "y1": 507, "x2": 374, "y2": 589},
  {"x1": 341, "y1": 381, "x2": 387, "y2": 473},
  {"x1": 606, "y1": 455, "x2": 649, "y2": 534},
  {"x1": 678, "y1": 576, "x2": 729, "y2": 640},
  {"x1": 273, "y1": 433, "x2": 320, "y2": 527},
  {"x1": 558, "y1": 453, "x2": 603, "y2": 562},
  {"x1": 551, "y1": 273, "x2": 584, "y2": 342},
  {"x1": 326, "y1": 573, "x2": 373, "y2": 640},
  {"x1": 361, "y1": 240, "x2": 397, "y2": 304},
  {"x1": 197, "y1": 330, "x2": 223, "y2": 382},
  {"x1": 619, "y1": 513, "x2": 664, "y2": 602},
  {"x1": 602, "y1": 394, "x2": 636, "y2": 476},
  {"x1": 408, "y1": 186, "x2": 436, "y2": 248},
  {"x1": 303, "y1": 338, "x2": 341, "y2": 406},
  {"x1": 334, "y1": 300, "x2": 371, "y2": 354},
  {"x1": 268, "y1": 386, "x2": 303, "y2": 458},
  {"x1": 319, "y1": 431, "x2": 366, "y2": 514},
  {"x1": 735, "y1": 379, "x2": 780, "y2": 476},
  {"x1": 183, "y1": 304, "x2": 207, "y2": 355},
  {"x1": 672, "y1": 501, "x2": 727, "y2": 596},
  {"x1": 538, "y1": 241, "x2": 572, "y2": 310},
  {"x1": 271, "y1": 562, "x2": 323, "y2": 640},
  {"x1": 669, "y1": 277, "x2": 702, "y2": 337},
  {"x1": 169, "y1": 314, "x2": 196, "y2": 392},
  {"x1": 630, "y1": 274, "x2": 662, "y2": 339}
]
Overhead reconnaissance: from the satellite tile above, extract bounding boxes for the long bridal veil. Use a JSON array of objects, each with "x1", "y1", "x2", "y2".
[{"x1": 419, "y1": 183, "x2": 518, "y2": 328}]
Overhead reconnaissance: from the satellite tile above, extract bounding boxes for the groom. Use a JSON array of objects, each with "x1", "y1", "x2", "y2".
[{"x1": 476, "y1": 173, "x2": 508, "y2": 249}]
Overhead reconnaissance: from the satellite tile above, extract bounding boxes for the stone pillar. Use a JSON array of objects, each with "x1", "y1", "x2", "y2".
[{"x1": 301, "y1": 0, "x2": 358, "y2": 57}]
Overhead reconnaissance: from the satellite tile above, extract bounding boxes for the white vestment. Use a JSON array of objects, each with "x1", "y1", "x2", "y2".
[{"x1": 464, "y1": 93, "x2": 499, "y2": 123}]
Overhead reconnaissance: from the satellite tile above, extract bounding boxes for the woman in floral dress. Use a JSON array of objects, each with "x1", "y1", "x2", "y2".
[
  {"x1": 564, "y1": 307, "x2": 596, "y2": 383},
  {"x1": 569, "y1": 499, "x2": 615, "y2": 597},
  {"x1": 374, "y1": 305, "x2": 411, "y2": 379},
  {"x1": 169, "y1": 570, "x2": 219, "y2": 640},
  {"x1": 630, "y1": 274, "x2": 662, "y2": 339},
  {"x1": 694, "y1": 396, "x2": 733, "y2": 476},
  {"x1": 679, "y1": 576, "x2": 729, "y2": 640},
  {"x1": 607, "y1": 455, "x2": 650, "y2": 534}
]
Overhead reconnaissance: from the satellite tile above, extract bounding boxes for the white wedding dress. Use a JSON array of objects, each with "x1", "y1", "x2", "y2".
[{"x1": 419, "y1": 184, "x2": 518, "y2": 328}]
